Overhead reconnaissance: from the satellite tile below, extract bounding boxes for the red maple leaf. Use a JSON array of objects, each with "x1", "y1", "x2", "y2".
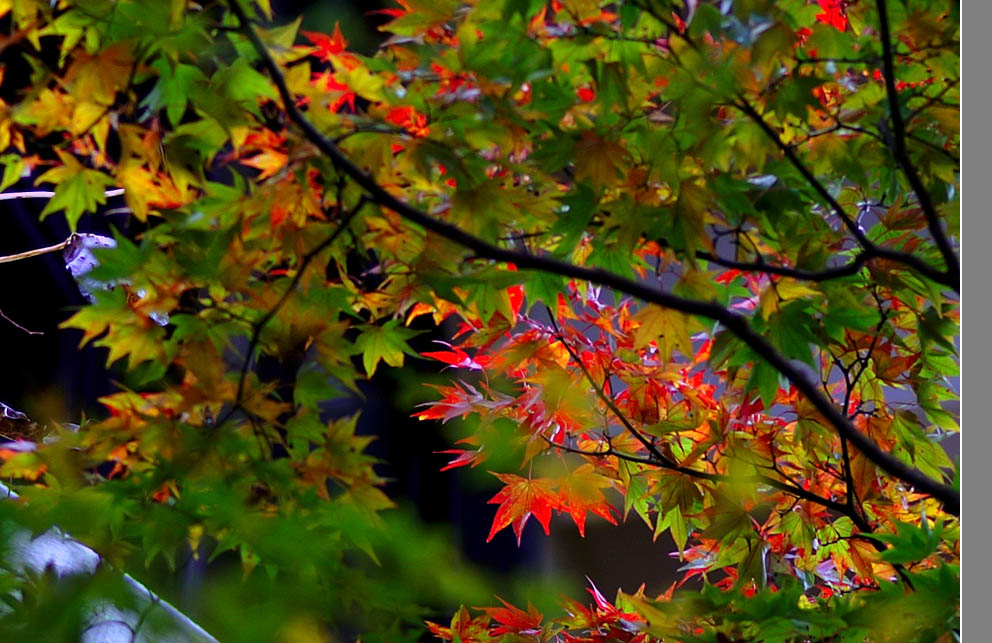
[
  {"x1": 302, "y1": 23, "x2": 348, "y2": 61},
  {"x1": 815, "y1": 0, "x2": 848, "y2": 32},
  {"x1": 477, "y1": 597, "x2": 543, "y2": 636},
  {"x1": 412, "y1": 382, "x2": 482, "y2": 422},
  {"x1": 386, "y1": 105, "x2": 430, "y2": 137},
  {"x1": 436, "y1": 443, "x2": 487, "y2": 472},
  {"x1": 420, "y1": 341, "x2": 487, "y2": 370},
  {"x1": 486, "y1": 472, "x2": 560, "y2": 544}
]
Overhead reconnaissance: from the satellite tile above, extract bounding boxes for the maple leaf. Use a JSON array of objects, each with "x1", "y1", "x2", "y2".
[
  {"x1": 425, "y1": 605, "x2": 491, "y2": 641},
  {"x1": 631, "y1": 305, "x2": 694, "y2": 361},
  {"x1": 353, "y1": 319, "x2": 420, "y2": 376},
  {"x1": 302, "y1": 23, "x2": 348, "y2": 60},
  {"x1": 420, "y1": 340, "x2": 487, "y2": 370},
  {"x1": 477, "y1": 597, "x2": 542, "y2": 636},
  {"x1": 386, "y1": 105, "x2": 430, "y2": 138},
  {"x1": 557, "y1": 464, "x2": 618, "y2": 537},
  {"x1": 413, "y1": 382, "x2": 492, "y2": 422},
  {"x1": 35, "y1": 151, "x2": 116, "y2": 230},
  {"x1": 486, "y1": 472, "x2": 560, "y2": 544},
  {"x1": 239, "y1": 149, "x2": 288, "y2": 180},
  {"x1": 815, "y1": 0, "x2": 848, "y2": 32},
  {"x1": 574, "y1": 131, "x2": 628, "y2": 188},
  {"x1": 436, "y1": 446, "x2": 486, "y2": 472}
]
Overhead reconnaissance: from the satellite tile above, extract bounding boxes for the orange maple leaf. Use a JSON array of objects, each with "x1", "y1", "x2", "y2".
[{"x1": 557, "y1": 464, "x2": 618, "y2": 537}]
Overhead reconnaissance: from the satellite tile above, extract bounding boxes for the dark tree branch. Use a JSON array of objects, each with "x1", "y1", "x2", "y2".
[
  {"x1": 696, "y1": 245, "x2": 871, "y2": 281},
  {"x1": 907, "y1": 132, "x2": 959, "y2": 167},
  {"x1": 876, "y1": 0, "x2": 960, "y2": 281},
  {"x1": 228, "y1": 2, "x2": 959, "y2": 516},
  {"x1": 543, "y1": 433, "x2": 859, "y2": 517},
  {"x1": 732, "y1": 98, "x2": 958, "y2": 293}
]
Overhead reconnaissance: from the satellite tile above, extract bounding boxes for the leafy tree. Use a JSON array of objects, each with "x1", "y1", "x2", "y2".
[{"x1": 0, "y1": 0, "x2": 959, "y2": 640}]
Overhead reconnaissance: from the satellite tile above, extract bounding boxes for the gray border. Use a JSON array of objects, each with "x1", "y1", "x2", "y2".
[{"x1": 961, "y1": 0, "x2": 985, "y2": 639}]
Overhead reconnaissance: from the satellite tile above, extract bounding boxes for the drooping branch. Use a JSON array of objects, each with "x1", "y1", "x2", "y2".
[
  {"x1": 227, "y1": 2, "x2": 959, "y2": 516},
  {"x1": 875, "y1": 0, "x2": 960, "y2": 280},
  {"x1": 694, "y1": 244, "x2": 871, "y2": 281}
]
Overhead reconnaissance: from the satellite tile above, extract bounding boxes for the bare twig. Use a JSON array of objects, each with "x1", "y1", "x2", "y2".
[
  {"x1": 0, "y1": 308, "x2": 43, "y2": 335},
  {"x1": 0, "y1": 237, "x2": 72, "y2": 264},
  {"x1": 0, "y1": 188, "x2": 125, "y2": 202}
]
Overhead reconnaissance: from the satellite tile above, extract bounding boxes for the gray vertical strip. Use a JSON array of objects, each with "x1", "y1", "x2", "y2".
[{"x1": 961, "y1": 0, "x2": 983, "y2": 639}]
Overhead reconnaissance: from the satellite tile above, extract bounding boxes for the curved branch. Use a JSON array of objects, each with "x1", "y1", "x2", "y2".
[
  {"x1": 876, "y1": 0, "x2": 960, "y2": 279},
  {"x1": 227, "y1": 3, "x2": 959, "y2": 516},
  {"x1": 696, "y1": 246, "x2": 870, "y2": 281}
]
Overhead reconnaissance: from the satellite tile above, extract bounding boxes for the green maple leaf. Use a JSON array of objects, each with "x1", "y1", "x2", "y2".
[
  {"x1": 36, "y1": 153, "x2": 116, "y2": 230},
  {"x1": 353, "y1": 319, "x2": 421, "y2": 377}
]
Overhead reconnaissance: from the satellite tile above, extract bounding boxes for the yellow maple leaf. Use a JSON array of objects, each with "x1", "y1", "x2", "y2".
[
  {"x1": 758, "y1": 279, "x2": 821, "y2": 320},
  {"x1": 631, "y1": 305, "x2": 695, "y2": 361}
]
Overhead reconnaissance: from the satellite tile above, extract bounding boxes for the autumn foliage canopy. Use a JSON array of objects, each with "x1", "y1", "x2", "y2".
[{"x1": 0, "y1": 0, "x2": 959, "y2": 640}]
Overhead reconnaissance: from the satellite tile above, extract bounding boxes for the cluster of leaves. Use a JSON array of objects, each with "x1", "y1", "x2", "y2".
[{"x1": 0, "y1": 0, "x2": 958, "y2": 640}]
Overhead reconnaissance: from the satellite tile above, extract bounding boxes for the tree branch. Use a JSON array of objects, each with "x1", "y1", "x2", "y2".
[
  {"x1": 732, "y1": 98, "x2": 958, "y2": 293},
  {"x1": 695, "y1": 245, "x2": 871, "y2": 281},
  {"x1": 0, "y1": 237, "x2": 72, "y2": 264},
  {"x1": 228, "y1": 2, "x2": 959, "y2": 516},
  {"x1": 875, "y1": 0, "x2": 960, "y2": 279},
  {"x1": 544, "y1": 434, "x2": 859, "y2": 517},
  {"x1": 0, "y1": 188, "x2": 124, "y2": 202}
]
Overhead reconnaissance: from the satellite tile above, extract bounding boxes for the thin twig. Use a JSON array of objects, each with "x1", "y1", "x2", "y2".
[
  {"x1": 214, "y1": 197, "x2": 367, "y2": 431},
  {"x1": 0, "y1": 188, "x2": 125, "y2": 202},
  {"x1": 0, "y1": 308, "x2": 43, "y2": 335},
  {"x1": 0, "y1": 237, "x2": 72, "y2": 264}
]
